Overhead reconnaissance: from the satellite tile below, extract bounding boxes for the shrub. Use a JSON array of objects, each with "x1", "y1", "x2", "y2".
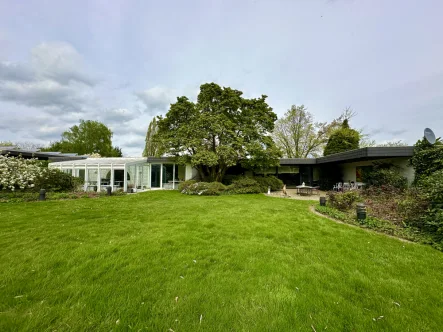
[
  {"x1": 180, "y1": 181, "x2": 226, "y2": 196},
  {"x1": 362, "y1": 163, "x2": 407, "y2": 190},
  {"x1": 204, "y1": 182, "x2": 227, "y2": 196},
  {"x1": 254, "y1": 175, "x2": 283, "y2": 192},
  {"x1": 327, "y1": 191, "x2": 361, "y2": 211},
  {"x1": 227, "y1": 177, "x2": 262, "y2": 194},
  {"x1": 178, "y1": 180, "x2": 197, "y2": 192},
  {"x1": 0, "y1": 155, "x2": 46, "y2": 191},
  {"x1": 34, "y1": 168, "x2": 83, "y2": 192},
  {"x1": 398, "y1": 170, "x2": 443, "y2": 249},
  {"x1": 410, "y1": 138, "x2": 443, "y2": 182},
  {"x1": 0, "y1": 155, "x2": 82, "y2": 193}
]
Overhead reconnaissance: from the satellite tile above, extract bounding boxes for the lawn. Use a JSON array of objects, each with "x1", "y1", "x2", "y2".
[{"x1": 1, "y1": 191, "x2": 442, "y2": 331}]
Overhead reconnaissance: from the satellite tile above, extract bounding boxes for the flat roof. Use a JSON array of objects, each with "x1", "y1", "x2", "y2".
[
  {"x1": 47, "y1": 146, "x2": 415, "y2": 168},
  {"x1": 50, "y1": 157, "x2": 146, "y2": 166},
  {"x1": 315, "y1": 146, "x2": 414, "y2": 164},
  {"x1": 279, "y1": 158, "x2": 316, "y2": 165},
  {"x1": 277, "y1": 147, "x2": 414, "y2": 165},
  {"x1": 146, "y1": 156, "x2": 177, "y2": 163},
  {"x1": 0, "y1": 148, "x2": 88, "y2": 161}
]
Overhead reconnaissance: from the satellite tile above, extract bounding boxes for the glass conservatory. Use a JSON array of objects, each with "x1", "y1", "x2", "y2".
[{"x1": 49, "y1": 157, "x2": 191, "y2": 192}]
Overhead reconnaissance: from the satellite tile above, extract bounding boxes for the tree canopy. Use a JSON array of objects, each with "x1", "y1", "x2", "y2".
[
  {"x1": 42, "y1": 120, "x2": 122, "y2": 157},
  {"x1": 323, "y1": 119, "x2": 360, "y2": 156},
  {"x1": 155, "y1": 83, "x2": 281, "y2": 182},
  {"x1": 272, "y1": 106, "x2": 361, "y2": 158},
  {"x1": 142, "y1": 117, "x2": 160, "y2": 157}
]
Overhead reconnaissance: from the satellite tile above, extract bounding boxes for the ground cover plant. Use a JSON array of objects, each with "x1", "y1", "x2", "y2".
[
  {"x1": 179, "y1": 176, "x2": 283, "y2": 196},
  {"x1": 1, "y1": 191, "x2": 443, "y2": 331}
]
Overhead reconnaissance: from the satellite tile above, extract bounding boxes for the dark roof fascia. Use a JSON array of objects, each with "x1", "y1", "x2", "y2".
[
  {"x1": 146, "y1": 156, "x2": 177, "y2": 163},
  {"x1": 277, "y1": 147, "x2": 414, "y2": 165},
  {"x1": 0, "y1": 149, "x2": 87, "y2": 161},
  {"x1": 279, "y1": 158, "x2": 316, "y2": 165},
  {"x1": 146, "y1": 147, "x2": 415, "y2": 166},
  {"x1": 315, "y1": 147, "x2": 414, "y2": 164}
]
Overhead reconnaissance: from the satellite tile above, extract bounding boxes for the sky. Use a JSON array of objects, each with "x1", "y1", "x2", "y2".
[{"x1": 0, "y1": 0, "x2": 442, "y2": 156}]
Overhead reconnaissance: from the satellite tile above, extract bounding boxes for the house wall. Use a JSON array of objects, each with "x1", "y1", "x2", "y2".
[
  {"x1": 339, "y1": 157, "x2": 414, "y2": 184},
  {"x1": 185, "y1": 164, "x2": 199, "y2": 180}
]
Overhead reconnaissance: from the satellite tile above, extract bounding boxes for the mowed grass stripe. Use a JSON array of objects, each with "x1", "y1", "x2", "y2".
[{"x1": 0, "y1": 191, "x2": 442, "y2": 331}]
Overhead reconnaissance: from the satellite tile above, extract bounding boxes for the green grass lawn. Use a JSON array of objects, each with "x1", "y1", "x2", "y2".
[{"x1": 1, "y1": 191, "x2": 442, "y2": 331}]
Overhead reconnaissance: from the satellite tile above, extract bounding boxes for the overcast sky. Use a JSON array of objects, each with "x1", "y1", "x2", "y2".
[{"x1": 1, "y1": 0, "x2": 442, "y2": 156}]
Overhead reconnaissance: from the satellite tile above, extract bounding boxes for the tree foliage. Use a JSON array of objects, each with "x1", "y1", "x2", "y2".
[
  {"x1": 323, "y1": 119, "x2": 360, "y2": 156},
  {"x1": 273, "y1": 105, "x2": 328, "y2": 158},
  {"x1": 42, "y1": 120, "x2": 122, "y2": 157},
  {"x1": 360, "y1": 139, "x2": 408, "y2": 148},
  {"x1": 142, "y1": 117, "x2": 161, "y2": 157},
  {"x1": 155, "y1": 83, "x2": 281, "y2": 182},
  {"x1": 272, "y1": 106, "x2": 359, "y2": 158},
  {"x1": 410, "y1": 137, "x2": 443, "y2": 182}
]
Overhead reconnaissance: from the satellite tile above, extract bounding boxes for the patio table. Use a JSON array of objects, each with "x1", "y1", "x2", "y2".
[{"x1": 296, "y1": 185, "x2": 314, "y2": 196}]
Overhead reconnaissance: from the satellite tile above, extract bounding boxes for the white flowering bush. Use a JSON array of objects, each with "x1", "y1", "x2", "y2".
[
  {"x1": 0, "y1": 155, "x2": 82, "y2": 192},
  {"x1": 0, "y1": 155, "x2": 46, "y2": 191}
]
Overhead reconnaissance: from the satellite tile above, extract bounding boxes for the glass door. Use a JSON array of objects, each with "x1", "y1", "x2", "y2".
[{"x1": 151, "y1": 164, "x2": 161, "y2": 188}]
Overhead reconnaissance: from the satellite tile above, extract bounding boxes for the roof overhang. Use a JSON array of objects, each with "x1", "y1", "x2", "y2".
[
  {"x1": 278, "y1": 147, "x2": 414, "y2": 166},
  {"x1": 146, "y1": 156, "x2": 177, "y2": 163},
  {"x1": 0, "y1": 149, "x2": 87, "y2": 161}
]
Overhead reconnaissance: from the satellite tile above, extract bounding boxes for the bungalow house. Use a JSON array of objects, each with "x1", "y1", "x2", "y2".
[{"x1": 48, "y1": 146, "x2": 415, "y2": 192}]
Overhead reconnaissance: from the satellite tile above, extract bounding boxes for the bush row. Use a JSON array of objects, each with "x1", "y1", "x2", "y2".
[
  {"x1": 0, "y1": 155, "x2": 83, "y2": 192},
  {"x1": 0, "y1": 190, "x2": 126, "y2": 203},
  {"x1": 179, "y1": 176, "x2": 283, "y2": 196}
]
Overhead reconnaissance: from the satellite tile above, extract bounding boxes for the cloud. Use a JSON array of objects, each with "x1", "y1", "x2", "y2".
[
  {"x1": 0, "y1": 62, "x2": 35, "y2": 82},
  {"x1": 0, "y1": 42, "x2": 98, "y2": 113},
  {"x1": 30, "y1": 42, "x2": 97, "y2": 86},
  {"x1": 0, "y1": 80, "x2": 96, "y2": 112},
  {"x1": 135, "y1": 87, "x2": 176, "y2": 114},
  {"x1": 100, "y1": 108, "x2": 141, "y2": 124}
]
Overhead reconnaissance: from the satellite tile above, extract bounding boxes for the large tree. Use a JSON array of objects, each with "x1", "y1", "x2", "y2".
[
  {"x1": 272, "y1": 106, "x2": 358, "y2": 158},
  {"x1": 42, "y1": 120, "x2": 122, "y2": 157},
  {"x1": 142, "y1": 117, "x2": 161, "y2": 157},
  {"x1": 155, "y1": 83, "x2": 281, "y2": 182},
  {"x1": 272, "y1": 105, "x2": 330, "y2": 158},
  {"x1": 323, "y1": 119, "x2": 360, "y2": 156}
]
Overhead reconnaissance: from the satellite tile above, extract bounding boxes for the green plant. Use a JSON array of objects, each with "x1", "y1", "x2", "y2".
[
  {"x1": 362, "y1": 162, "x2": 407, "y2": 190},
  {"x1": 253, "y1": 175, "x2": 283, "y2": 192},
  {"x1": 204, "y1": 182, "x2": 227, "y2": 196},
  {"x1": 327, "y1": 190, "x2": 361, "y2": 211},
  {"x1": 181, "y1": 182, "x2": 210, "y2": 195},
  {"x1": 227, "y1": 177, "x2": 262, "y2": 194},
  {"x1": 34, "y1": 168, "x2": 83, "y2": 192},
  {"x1": 178, "y1": 180, "x2": 197, "y2": 192},
  {"x1": 323, "y1": 119, "x2": 360, "y2": 156},
  {"x1": 315, "y1": 205, "x2": 351, "y2": 222},
  {"x1": 410, "y1": 137, "x2": 443, "y2": 182},
  {"x1": 400, "y1": 170, "x2": 443, "y2": 248}
]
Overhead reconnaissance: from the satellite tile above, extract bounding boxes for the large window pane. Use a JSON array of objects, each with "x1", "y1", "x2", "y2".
[
  {"x1": 87, "y1": 169, "x2": 98, "y2": 185},
  {"x1": 142, "y1": 165, "x2": 150, "y2": 189},
  {"x1": 128, "y1": 165, "x2": 136, "y2": 190},
  {"x1": 162, "y1": 164, "x2": 174, "y2": 189},
  {"x1": 100, "y1": 169, "x2": 111, "y2": 187},
  {"x1": 151, "y1": 164, "x2": 161, "y2": 188}
]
